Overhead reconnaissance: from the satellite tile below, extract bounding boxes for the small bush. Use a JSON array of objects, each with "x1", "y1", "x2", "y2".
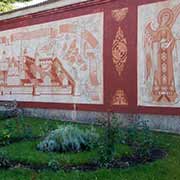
[
  {"x1": 37, "y1": 125, "x2": 99, "y2": 153},
  {"x1": 48, "y1": 159, "x2": 60, "y2": 171},
  {"x1": 124, "y1": 120, "x2": 158, "y2": 161},
  {"x1": 0, "y1": 120, "x2": 13, "y2": 145},
  {"x1": 97, "y1": 113, "x2": 121, "y2": 166},
  {"x1": 97, "y1": 113, "x2": 159, "y2": 165}
]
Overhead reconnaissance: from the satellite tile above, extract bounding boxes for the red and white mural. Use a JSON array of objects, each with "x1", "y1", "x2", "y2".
[
  {"x1": 0, "y1": 12, "x2": 104, "y2": 104},
  {"x1": 138, "y1": 0, "x2": 180, "y2": 107}
]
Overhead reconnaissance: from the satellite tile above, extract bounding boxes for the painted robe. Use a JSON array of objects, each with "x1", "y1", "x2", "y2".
[{"x1": 151, "y1": 26, "x2": 177, "y2": 102}]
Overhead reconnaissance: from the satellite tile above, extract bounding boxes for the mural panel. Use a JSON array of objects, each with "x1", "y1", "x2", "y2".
[
  {"x1": 0, "y1": 13, "x2": 104, "y2": 104},
  {"x1": 138, "y1": 0, "x2": 180, "y2": 107}
]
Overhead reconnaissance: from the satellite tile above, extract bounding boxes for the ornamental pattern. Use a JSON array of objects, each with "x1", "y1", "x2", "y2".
[
  {"x1": 112, "y1": 89, "x2": 128, "y2": 105},
  {"x1": 112, "y1": 8, "x2": 128, "y2": 23},
  {"x1": 112, "y1": 8, "x2": 128, "y2": 77},
  {"x1": 112, "y1": 27, "x2": 127, "y2": 76}
]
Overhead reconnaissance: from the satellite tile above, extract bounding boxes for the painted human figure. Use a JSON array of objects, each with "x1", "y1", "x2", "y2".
[
  {"x1": 0, "y1": 50, "x2": 8, "y2": 86},
  {"x1": 145, "y1": 6, "x2": 180, "y2": 103}
]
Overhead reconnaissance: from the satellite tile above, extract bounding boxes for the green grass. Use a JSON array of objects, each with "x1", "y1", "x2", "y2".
[
  {"x1": 0, "y1": 117, "x2": 94, "y2": 138},
  {"x1": 0, "y1": 117, "x2": 131, "y2": 166},
  {"x1": 0, "y1": 140, "x2": 131, "y2": 166},
  {"x1": 0, "y1": 117, "x2": 179, "y2": 180}
]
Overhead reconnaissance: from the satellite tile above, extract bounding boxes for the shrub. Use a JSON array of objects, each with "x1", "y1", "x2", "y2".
[
  {"x1": 37, "y1": 125, "x2": 99, "y2": 153},
  {"x1": 0, "y1": 120, "x2": 14, "y2": 145},
  {"x1": 48, "y1": 159, "x2": 60, "y2": 171},
  {"x1": 124, "y1": 119, "x2": 158, "y2": 161},
  {"x1": 97, "y1": 113, "x2": 158, "y2": 165},
  {"x1": 0, "y1": 129, "x2": 11, "y2": 146},
  {"x1": 97, "y1": 112, "x2": 121, "y2": 166}
]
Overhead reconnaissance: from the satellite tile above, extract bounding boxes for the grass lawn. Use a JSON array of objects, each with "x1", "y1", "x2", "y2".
[
  {"x1": 0, "y1": 140, "x2": 131, "y2": 166},
  {"x1": 0, "y1": 117, "x2": 179, "y2": 180}
]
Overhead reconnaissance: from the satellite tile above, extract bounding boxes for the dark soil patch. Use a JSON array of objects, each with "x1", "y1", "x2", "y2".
[
  {"x1": 121, "y1": 148, "x2": 167, "y2": 166},
  {"x1": 150, "y1": 148, "x2": 167, "y2": 161},
  {"x1": 62, "y1": 148, "x2": 167, "y2": 171},
  {"x1": 0, "y1": 134, "x2": 167, "y2": 172},
  {"x1": 1, "y1": 148, "x2": 167, "y2": 172}
]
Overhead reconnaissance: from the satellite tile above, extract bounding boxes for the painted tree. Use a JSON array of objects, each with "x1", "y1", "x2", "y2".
[{"x1": 0, "y1": 0, "x2": 32, "y2": 13}]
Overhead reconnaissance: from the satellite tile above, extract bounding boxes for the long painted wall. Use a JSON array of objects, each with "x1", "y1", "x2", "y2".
[{"x1": 2, "y1": 0, "x2": 180, "y2": 117}]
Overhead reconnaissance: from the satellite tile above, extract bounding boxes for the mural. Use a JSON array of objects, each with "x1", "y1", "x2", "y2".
[
  {"x1": 0, "y1": 13, "x2": 104, "y2": 104},
  {"x1": 138, "y1": 0, "x2": 180, "y2": 107}
]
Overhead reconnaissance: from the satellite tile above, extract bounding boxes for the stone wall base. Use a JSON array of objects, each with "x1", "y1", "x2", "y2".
[{"x1": 23, "y1": 108, "x2": 180, "y2": 134}]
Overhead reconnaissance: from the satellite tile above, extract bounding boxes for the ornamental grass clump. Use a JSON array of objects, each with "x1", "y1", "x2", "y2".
[{"x1": 37, "y1": 125, "x2": 99, "y2": 153}]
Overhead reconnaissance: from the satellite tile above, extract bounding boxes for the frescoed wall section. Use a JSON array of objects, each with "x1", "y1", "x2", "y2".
[
  {"x1": 138, "y1": 0, "x2": 180, "y2": 108},
  {"x1": 0, "y1": 13, "x2": 104, "y2": 105},
  {"x1": 0, "y1": 0, "x2": 130, "y2": 111},
  {"x1": 3, "y1": 0, "x2": 180, "y2": 115}
]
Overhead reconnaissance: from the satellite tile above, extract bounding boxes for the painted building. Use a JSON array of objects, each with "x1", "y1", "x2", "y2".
[{"x1": 1, "y1": 0, "x2": 180, "y2": 133}]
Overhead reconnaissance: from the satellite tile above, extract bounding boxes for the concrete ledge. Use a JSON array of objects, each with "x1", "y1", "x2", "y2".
[{"x1": 23, "y1": 108, "x2": 180, "y2": 134}]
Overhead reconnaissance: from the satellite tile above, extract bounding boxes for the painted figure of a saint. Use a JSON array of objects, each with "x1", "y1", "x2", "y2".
[{"x1": 144, "y1": 5, "x2": 180, "y2": 103}]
